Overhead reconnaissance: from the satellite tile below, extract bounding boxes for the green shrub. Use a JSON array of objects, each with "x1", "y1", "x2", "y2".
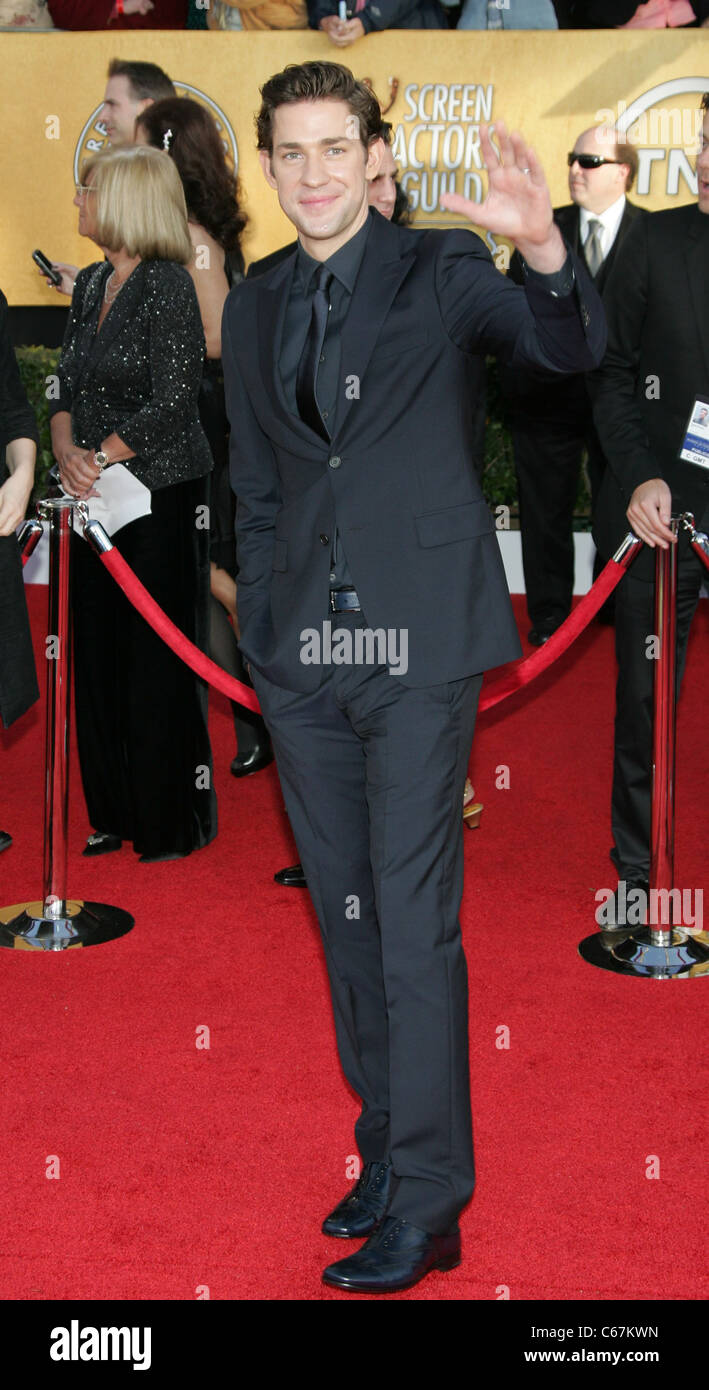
[{"x1": 16, "y1": 346, "x2": 60, "y2": 509}]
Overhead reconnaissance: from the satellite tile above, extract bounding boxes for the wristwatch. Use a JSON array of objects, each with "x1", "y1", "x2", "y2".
[{"x1": 94, "y1": 450, "x2": 110, "y2": 471}]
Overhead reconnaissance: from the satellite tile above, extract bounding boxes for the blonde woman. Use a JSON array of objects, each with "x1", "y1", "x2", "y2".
[{"x1": 50, "y1": 145, "x2": 216, "y2": 862}]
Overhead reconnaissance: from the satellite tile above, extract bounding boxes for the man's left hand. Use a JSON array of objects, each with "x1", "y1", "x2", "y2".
[{"x1": 441, "y1": 121, "x2": 565, "y2": 272}]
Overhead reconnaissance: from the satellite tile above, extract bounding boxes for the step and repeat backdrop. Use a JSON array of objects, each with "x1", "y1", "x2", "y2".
[{"x1": 1, "y1": 28, "x2": 709, "y2": 306}]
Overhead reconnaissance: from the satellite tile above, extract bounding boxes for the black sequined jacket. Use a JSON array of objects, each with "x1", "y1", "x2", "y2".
[{"x1": 49, "y1": 259, "x2": 213, "y2": 491}]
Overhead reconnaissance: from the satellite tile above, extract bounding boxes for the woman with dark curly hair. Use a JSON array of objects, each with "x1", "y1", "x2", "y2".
[{"x1": 137, "y1": 97, "x2": 272, "y2": 778}]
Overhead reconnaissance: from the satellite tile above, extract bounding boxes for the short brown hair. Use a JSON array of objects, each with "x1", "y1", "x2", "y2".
[
  {"x1": 256, "y1": 61, "x2": 383, "y2": 157},
  {"x1": 107, "y1": 59, "x2": 175, "y2": 104},
  {"x1": 615, "y1": 138, "x2": 638, "y2": 192}
]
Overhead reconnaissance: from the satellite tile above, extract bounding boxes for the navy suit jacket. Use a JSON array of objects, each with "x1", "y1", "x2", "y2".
[
  {"x1": 501, "y1": 198, "x2": 644, "y2": 427},
  {"x1": 222, "y1": 209, "x2": 606, "y2": 691}
]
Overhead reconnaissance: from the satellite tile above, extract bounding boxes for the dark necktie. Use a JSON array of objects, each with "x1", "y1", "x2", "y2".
[
  {"x1": 296, "y1": 264, "x2": 333, "y2": 440},
  {"x1": 584, "y1": 219, "x2": 603, "y2": 278}
]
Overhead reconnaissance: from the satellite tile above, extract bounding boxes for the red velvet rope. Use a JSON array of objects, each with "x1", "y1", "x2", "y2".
[
  {"x1": 99, "y1": 547, "x2": 261, "y2": 713},
  {"x1": 479, "y1": 556, "x2": 624, "y2": 711},
  {"x1": 95, "y1": 543, "x2": 630, "y2": 719}
]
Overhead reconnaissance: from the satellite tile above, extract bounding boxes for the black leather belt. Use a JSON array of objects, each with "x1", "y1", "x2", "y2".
[{"x1": 329, "y1": 587, "x2": 361, "y2": 613}]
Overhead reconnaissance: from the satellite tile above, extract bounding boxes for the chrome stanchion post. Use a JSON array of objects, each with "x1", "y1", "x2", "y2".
[
  {"x1": 42, "y1": 497, "x2": 73, "y2": 923},
  {"x1": 17, "y1": 517, "x2": 43, "y2": 563},
  {"x1": 0, "y1": 498, "x2": 134, "y2": 951},
  {"x1": 649, "y1": 518, "x2": 677, "y2": 945},
  {"x1": 680, "y1": 510, "x2": 709, "y2": 569},
  {"x1": 580, "y1": 517, "x2": 709, "y2": 979}
]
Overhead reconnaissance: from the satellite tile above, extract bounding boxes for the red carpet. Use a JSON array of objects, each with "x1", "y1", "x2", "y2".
[{"x1": 1, "y1": 586, "x2": 706, "y2": 1302}]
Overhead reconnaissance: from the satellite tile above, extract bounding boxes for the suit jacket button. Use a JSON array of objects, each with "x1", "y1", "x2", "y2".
[
  {"x1": 320, "y1": 533, "x2": 329, "y2": 545},
  {"x1": 328, "y1": 455, "x2": 341, "y2": 469}
]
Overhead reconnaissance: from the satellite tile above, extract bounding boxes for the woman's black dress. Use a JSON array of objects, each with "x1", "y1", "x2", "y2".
[{"x1": 50, "y1": 259, "x2": 216, "y2": 858}]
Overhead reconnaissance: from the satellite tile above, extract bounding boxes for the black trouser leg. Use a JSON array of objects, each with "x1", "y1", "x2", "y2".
[
  {"x1": 513, "y1": 423, "x2": 585, "y2": 630},
  {"x1": 252, "y1": 632, "x2": 480, "y2": 1234},
  {"x1": 610, "y1": 540, "x2": 702, "y2": 880}
]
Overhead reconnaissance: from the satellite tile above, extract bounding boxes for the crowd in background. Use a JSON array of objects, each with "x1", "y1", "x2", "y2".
[{"x1": 4, "y1": 0, "x2": 709, "y2": 34}]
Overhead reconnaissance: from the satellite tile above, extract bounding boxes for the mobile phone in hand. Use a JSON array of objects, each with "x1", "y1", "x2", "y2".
[{"x1": 32, "y1": 249, "x2": 62, "y2": 288}]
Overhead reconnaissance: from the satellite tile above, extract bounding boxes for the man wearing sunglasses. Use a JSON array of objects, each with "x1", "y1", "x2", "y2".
[
  {"x1": 502, "y1": 126, "x2": 643, "y2": 646},
  {"x1": 588, "y1": 93, "x2": 709, "y2": 923}
]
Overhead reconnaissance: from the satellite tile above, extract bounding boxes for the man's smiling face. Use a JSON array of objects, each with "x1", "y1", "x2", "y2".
[{"x1": 260, "y1": 99, "x2": 384, "y2": 260}]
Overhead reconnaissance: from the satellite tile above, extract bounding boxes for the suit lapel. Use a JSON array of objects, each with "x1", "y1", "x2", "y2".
[
  {"x1": 84, "y1": 261, "x2": 147, "y2": 374},
  {"x1": 684, "y1": 204, "x2": 709, "y2": 385},
  {"x1": 554, "y1": 204, "x2": 580, "y2": 257},
  {"x1": 334, "y1": 213, "x2": 416, "y2": 443},
  {"x1": 254, "y1": 251, "x2": 326, "y2": 454},
  {"x1": 250, "y1": 214, "x2": 416, "y2": 454},
  {"x1": 68, "y1": 263, "x2": 108, "y2": 392},
  {"x1": 596, "y1": 198, "x2": 635, "y2": 292}
]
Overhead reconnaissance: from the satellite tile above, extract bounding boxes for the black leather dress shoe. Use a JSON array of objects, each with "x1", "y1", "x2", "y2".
[
  {"x1": 322, "y1": 1160, "x2": 392, "y2": 1238},
  {"x1": 322, "y1": 1216, "x2": 461, "y2": 1294},
  {"x1": 230, "y1": 746, "x2": 274, "y2": 778},
  {"x1": 83, "y1": 832, "x2": 122, "y2": 857},
  {"x1": 0, "y1": 830, "x2": 12, "y2": 853},
  {"x1": 528, "y1": 626, "x2": 560, "y2": 647},
  {"x1": 274, "y1": 862, "x2": 307, "y2": 888}
]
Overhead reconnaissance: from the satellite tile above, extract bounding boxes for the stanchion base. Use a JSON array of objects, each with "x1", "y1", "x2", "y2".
[
  {"x1": 579, "y1": 926, "x2": 709, "y2": 979},
  {"x1": 0, "y1": 900, "x2": 134, "y2": 952}
]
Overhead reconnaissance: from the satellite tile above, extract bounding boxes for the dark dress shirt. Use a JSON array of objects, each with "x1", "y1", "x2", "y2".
[{"x1": 280, "y1": 217, "x2": 372, "y2": 588}]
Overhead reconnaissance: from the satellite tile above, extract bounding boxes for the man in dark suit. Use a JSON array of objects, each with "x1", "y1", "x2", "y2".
[
  {"x1": 249, "y1": 124, "x2": 487, "y2": 894},
  {"x1": 589, "y1": 95, "x2": 709, "y2": 912},
  {"x1": 222, "y1": 60, "x2": 605, "y2": 1294},
  {"x1": 504, "y1": 126, "x2": 644, "y2": 644}
]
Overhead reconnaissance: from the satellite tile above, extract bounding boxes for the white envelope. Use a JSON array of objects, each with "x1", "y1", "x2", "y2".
[{"x1": 68, "y1": 464, "x2": 152, "y2": 538}]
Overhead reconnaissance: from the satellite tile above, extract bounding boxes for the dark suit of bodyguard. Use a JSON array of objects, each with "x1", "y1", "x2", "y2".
[
  {"x1": 222, "y1": 67, "x2": 605, "y2": 1284},
  {"x1": 590, "y1": 200, "x2": 709, "y2": 885},
  {"x1": 502, "y1": 197, "x2": 643, "y2": 638}
]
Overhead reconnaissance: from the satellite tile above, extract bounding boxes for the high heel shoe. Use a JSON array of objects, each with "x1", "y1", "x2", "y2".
[
  {"x1": 462, "y1": 779, "x2": 483, "y2": 830},
  {"x1": 83, "y1": 832, "x2": 122, "y2": 856}
]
